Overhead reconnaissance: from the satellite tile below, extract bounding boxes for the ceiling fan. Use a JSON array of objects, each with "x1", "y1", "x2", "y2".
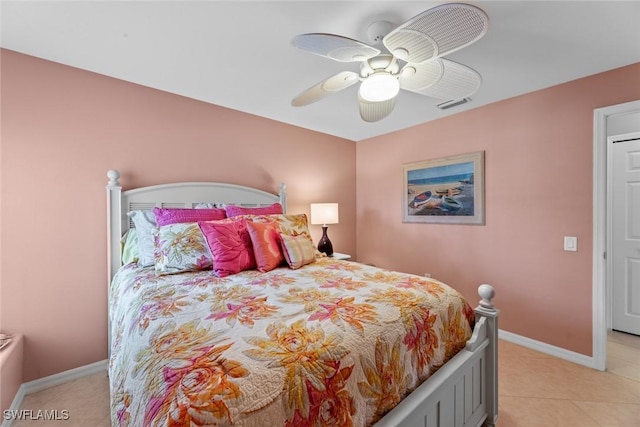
[{"x1": 290, "y1": 3, "x2": 489, "y2": 122}]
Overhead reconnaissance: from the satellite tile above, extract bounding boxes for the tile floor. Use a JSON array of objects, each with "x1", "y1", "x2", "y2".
[
  {"x1": 9, "y1": 334, "x2": 640, "y2": 426},
  {"x1": 498, "y1": 332, "x2": 640, "y2": 426}
]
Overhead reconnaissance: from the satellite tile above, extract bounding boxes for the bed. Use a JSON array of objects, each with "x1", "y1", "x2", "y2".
[{"x1": 106, "y1": 169, "x2": 499, "y2": 427}]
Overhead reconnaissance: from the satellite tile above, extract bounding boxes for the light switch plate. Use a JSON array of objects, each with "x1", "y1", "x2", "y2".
[{"x1": 564, "y1": 236, "x2": 577, "y2": 251}]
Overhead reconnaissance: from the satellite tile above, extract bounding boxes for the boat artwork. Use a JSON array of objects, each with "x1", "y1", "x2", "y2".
[
  {"x1": 441, "y1": 196, "x2": 462, "y2": 212},
  {"x1": 403, "y1": 152, "x2": 482, "y2": 223},
  {"x1": 409, "y1": 189, "x2": 464, "y2": 213},
  {"x1": 410, "y1": 191, "x2": 432, "y2": 208},
  {"x1": 435, "y1": 187, "x2": 462, "y2": 197}
]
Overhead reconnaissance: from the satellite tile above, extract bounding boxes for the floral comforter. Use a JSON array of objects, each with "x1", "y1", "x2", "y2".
[{"x1": 109, "y1": 257, "x2": 475, "y2": 427}]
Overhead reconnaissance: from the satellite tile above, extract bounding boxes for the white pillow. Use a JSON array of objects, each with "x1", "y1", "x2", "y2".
[
  {"x1": 194, "y1": 202, "x2": 217, "y2": 209},
  {"x1": 126, "y1": 210, "x2": 157, "y2": 267}
]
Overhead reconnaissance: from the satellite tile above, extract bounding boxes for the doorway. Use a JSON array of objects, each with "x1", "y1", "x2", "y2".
[
  {"x1": 610, "y1": 133, "x2": 640, "y2": 336},
  {"x1": 593, "y1": 100, "x2": 640, "y2": 371}
]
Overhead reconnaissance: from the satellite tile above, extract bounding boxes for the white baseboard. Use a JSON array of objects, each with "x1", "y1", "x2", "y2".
[
  {"x1": 2, "y1": 360, "x2": 108, "y2": 427},
  {"x1": 499, "y1": 329, "x2": 596, "y2": 369}
]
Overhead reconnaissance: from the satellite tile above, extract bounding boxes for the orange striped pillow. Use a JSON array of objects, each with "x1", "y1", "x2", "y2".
[{"x1": 279, "y1": 234, "x2": 316, "y2": 269}]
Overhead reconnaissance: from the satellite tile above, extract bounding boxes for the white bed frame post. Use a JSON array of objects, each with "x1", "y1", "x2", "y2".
[
  {"x1": 375, "y1": 284, "x2": 499, "y2": 427},
  {"x1": 106, "y1": 170, "x2": 123, "y2": 281},
  {"x1": 106, "y1": 170, "x2": 122, "y2": 356},
  {"x1": 278, "y1": 182, "x2": 287, "y2": 213},
  {"x1": 476, "y1": 284, "x2": 499, "y2": 426}
]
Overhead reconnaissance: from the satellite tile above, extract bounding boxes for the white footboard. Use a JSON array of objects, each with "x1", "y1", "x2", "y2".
[{"x1": 376, "y1": 284, "x2": 499, "y2": 427}]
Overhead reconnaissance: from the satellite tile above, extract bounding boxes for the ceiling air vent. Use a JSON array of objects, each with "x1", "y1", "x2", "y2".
[{"x1": 437, "y1": 97, "x2": 471, "y2": 110}]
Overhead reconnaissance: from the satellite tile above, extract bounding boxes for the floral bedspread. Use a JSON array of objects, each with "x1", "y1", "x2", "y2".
[{"x1": 109, "y1": 257, "x2": 475, "y2": 427}]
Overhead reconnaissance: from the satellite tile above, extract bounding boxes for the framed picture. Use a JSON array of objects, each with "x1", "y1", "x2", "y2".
[{"x1": 402, "y1": 151, "x2": 485, "y2": 224}]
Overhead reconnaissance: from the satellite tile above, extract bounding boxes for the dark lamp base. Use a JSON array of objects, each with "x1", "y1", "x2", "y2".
[{"x1": 317, "y1": 226, "x2": 334, "y2": 256}]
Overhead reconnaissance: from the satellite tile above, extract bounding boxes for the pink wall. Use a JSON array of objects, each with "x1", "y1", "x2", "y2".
[
  {"x1": 356, "y1": 62, "x2": 640, "y2": 356},
  {"x1": 2, "y1": 46, "x2": 639, "y2": 382},
  {"x1": 0, "y1": 49, "x2": 356, "y2": 381}
]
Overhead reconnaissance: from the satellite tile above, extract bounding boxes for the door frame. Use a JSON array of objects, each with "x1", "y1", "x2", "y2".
[{"x1": 593, "y1": 99, "x2": 640, "y2": 371}]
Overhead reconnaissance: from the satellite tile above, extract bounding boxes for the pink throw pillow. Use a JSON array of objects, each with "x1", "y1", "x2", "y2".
[
  {"x1": 246, "y1": 221, "x2": 284, "y2": 272},
  {"x1": 225, "y1": 203, "x2": 283, "y2": 218},
  {"x1": 198, "y1": 219, "x2": 256, "y2": 277},
  {"x1": 154, "y1": 207, "x2": 226, "y2": 227}
]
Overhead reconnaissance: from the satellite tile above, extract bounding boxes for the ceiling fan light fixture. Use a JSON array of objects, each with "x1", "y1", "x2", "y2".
[
  {"x1": 359, "y1": 73, "x2": 400, "y2": 102},
  {"x1": 291, "y1": 3, "x2": 489, "y2": 121}
]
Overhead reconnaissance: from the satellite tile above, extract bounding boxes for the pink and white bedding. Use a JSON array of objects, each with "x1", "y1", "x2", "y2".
[{"x1": 109, "y1": 257, "x2": 474, "y2": 427}]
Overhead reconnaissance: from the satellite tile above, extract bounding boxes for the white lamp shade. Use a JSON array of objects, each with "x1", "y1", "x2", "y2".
[{"x1": 310, "y1": 203, "x2": 339, "y2": 225}]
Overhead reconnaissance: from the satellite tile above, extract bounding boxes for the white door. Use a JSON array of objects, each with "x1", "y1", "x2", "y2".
[{"x1": 612, "y1": 134, "x2": 640, "y2": 335}]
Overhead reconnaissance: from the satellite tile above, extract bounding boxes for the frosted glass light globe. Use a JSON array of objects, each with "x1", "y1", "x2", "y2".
[{"x1": 359, "y1": 73, "x2": 400, "y2": 102}]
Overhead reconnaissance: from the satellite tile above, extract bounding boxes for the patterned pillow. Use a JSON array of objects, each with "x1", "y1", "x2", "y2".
[
  {"x1": 280, "y1": 234, "x2": 316, "y2": 269},
  {"x1": 154, "y1": 222, "x2": 213, "y2": 275},
  {"x1": 248, "y1": 213, "x2": 312, "y2": 238},
  {"x1": 127, "y1": 209, "x2": 157, "y2": 267},
  {"x1": 225, "y1": 203, "x2": 283, "y2": 218},
  {"x1": 246, "y1": 220, "x2": 284, "y2": 272},
  {"x1": 153, "y1": 207, "x2": 226, "y2": 227},
  {"x1": 198, "y1": 219, "x2": 256, "y2": 277}
]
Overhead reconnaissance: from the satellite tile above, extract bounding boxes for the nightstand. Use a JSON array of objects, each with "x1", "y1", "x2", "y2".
[{"x1": 330, "y1": 252, "x2": 351, "y2": 261}]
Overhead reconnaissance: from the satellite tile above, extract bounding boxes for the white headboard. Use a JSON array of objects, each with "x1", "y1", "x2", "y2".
[{"x1": 106, "y1": 169, "x2": 287, "y2": 282}]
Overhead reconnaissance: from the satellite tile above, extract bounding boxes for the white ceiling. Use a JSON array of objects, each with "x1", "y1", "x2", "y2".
[{"x1": 2, "y1": 1, "x2": 640, "y2": 141}]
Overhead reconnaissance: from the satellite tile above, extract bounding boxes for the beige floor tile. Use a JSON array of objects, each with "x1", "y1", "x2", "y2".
[
  {"x1": 606, "y1": 353, "x2": 640, "y2": 381},
  {"x1": 608, "y1": 331, "x2": 640, "y2": 349},
  {"x1": 498, "y1": 396, "x2": 599, "y2": 427},
  {"x1": 500, "y1": 355, "x2": 640, "y2": 404},
  {"x1": 496, "y1": 408, "x2": 518, "y2": 427},
  {"x1": 573, "y1": 401, "x2": 640, "y2": 427},
  {"x1": 12, "y1": 372, "x2": 110, "y2": 427},
  {"x1": 608, "y1": 340, "x2": 640, "y2": 365},
  {"x1": 499, "y1": 340, "x2": 553, "y2": 360}
]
